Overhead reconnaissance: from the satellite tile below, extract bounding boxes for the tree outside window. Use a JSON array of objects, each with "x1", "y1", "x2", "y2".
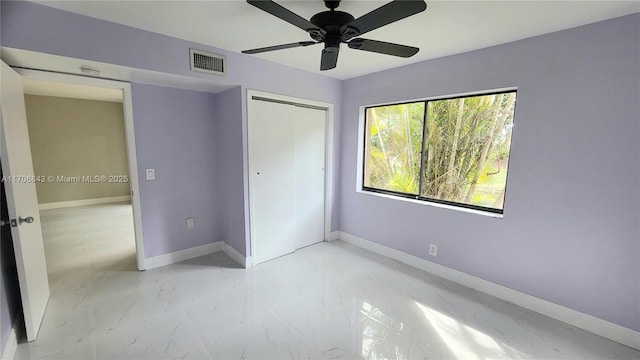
[{"x1": 363, "y1": 91, "x2": 517, "y2": 213}]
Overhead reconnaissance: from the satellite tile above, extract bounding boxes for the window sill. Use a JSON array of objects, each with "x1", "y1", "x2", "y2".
[{"x1": 356, "y1": 189, "x2": 504, "y2": 219}]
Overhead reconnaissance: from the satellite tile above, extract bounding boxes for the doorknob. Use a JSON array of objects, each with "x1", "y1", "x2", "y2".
[{"x1": 19, "y1": 216, "x2": 34, "y2": 225}]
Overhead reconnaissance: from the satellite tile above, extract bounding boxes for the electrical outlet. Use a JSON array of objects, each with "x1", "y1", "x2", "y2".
[
  {"x1": 429, "y1": 243, "x2": 438, "y2": 257},
  {"x1": 186, "y1": 217, "x2": 195, "y2": 229},
  {"x1": 145, "y1": 168, "x2": 155, "y2": 180}
]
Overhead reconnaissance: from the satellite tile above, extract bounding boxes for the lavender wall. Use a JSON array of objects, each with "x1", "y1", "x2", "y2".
[
  {"x1": 0, "y1": 1, "x2": 339, "y2": 100},
  {"x1": 1, "y1": 0, "x2": 343, "y2": 257},
  {"x1": 6, "y1": 0, "x2": 636, "y2": 337},
  {"x1": 339, "y1": 14, "x2": 640, "y2": 331},
  {"x1": 215, "y1": 87, "x2": 246, "y2": 255},
  {"x1": 131, "y1": 83, "x2": 221, "y2": 257},
  {"x1": 0, "y1": 0, "x2": 342, "y2": 130}
]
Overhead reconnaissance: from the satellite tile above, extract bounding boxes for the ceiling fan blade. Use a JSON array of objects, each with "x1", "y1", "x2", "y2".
[
  {"x1": 341, "y1": 0, "x2": 427, "y2": 40},
  {"x1": 247, "y1": 0, "x2": 326, "y2": 36},
  {"x1": 242, "y1": 41, "x2": 319, "y2": 54},
  {"x1": 348, "y1": 38, "x2": 419, "y2": 58},
  {"x1": 320, "y1": 48, "x2": 339, "y2": 71}
]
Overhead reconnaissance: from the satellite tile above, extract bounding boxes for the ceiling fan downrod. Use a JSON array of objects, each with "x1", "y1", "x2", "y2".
[{"x1": 324, "y1": 0, "x2": 341, "y2": 10}]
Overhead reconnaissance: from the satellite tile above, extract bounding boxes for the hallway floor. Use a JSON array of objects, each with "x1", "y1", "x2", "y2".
[{"x1": 15, "y1": 203, "x2": 639, "y2": 359}]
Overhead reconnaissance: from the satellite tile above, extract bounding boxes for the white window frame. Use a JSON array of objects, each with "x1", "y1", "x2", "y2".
[{"x1": 355, "y1": 87, "x2": 518, "y2": 218}]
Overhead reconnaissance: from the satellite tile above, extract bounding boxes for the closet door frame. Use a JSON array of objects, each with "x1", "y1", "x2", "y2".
[{"x1": 246, "y1": 90, "x2": 334, "y2": 265}]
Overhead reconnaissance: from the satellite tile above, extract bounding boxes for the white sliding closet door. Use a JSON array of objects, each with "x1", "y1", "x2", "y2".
[
  {"x1": 294, "y1": 106, "x2": 326, "y2": 249},
  {"x1": 250, "y1": 101, "x2": 298, "y2": 264},
  {"x1": 250, "y1": 99, "x2": 326, "y2": 265}
]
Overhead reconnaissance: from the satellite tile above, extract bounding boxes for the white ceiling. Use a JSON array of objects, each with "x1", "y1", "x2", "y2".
[{"x1": 35, "y1": 0, "x2": 640, "y2": 80}]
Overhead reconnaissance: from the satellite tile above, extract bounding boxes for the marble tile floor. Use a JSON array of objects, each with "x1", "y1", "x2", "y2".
[{"x1": 15, "y1": 203, "x2": 639, "y2": 359}]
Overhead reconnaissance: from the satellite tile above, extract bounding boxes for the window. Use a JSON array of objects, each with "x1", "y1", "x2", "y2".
[{"x1": 363, "y1": 91, "x2": 517, "y2": 214}]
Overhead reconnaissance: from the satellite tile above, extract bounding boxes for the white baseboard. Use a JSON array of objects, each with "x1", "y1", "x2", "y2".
[
  {"x1": 222, "y1": 243, "x2": 251, "y2": 269},
  {"x1": 1, "y1": 327, "x2": 17, "y2": 360},
  {"x1": 337, "y1": 231, "x2": 640, "y2": 350},
  {"x1": 39, "y1": 195, "x2": 131, "y2": 210},
  {"x1": 144, "y1": 241, "x2": 223, "y2": 270},
  {"x1": 144, "y1": 241, "x2": 251, "y2": 270},
  {"x1": 329, "y1": 231, "x2": 340, "y2": 241}
]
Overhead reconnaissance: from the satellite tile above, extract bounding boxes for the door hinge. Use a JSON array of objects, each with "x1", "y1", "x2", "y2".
[{"x1": 1, "y1": 219, "x2": 17, "y2": 227}]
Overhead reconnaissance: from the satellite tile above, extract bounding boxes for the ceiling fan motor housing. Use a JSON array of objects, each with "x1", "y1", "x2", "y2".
[{"x1": 310, "y1": 10, "x2": 355, "y2": 45}]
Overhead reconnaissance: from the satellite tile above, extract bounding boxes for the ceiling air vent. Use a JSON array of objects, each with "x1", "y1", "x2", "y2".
[{"x1": 190, "y1": 49, "x2": 226, "y2": 76}]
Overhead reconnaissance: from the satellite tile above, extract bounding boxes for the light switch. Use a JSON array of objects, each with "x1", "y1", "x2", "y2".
[
  {"x1": 145, "y1": 168, "x2": 155, "y2": 180},
  {"x1": 186, "y1": 217, "x2": 195, "y2": 229}
]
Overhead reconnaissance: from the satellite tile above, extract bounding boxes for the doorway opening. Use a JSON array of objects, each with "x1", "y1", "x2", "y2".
[
  {"x1": 23, "y1": 79, "x2": 138, "y2": 287},
  {"x1": 17, "y1": 71, "x2": 146, "y2": 286}
]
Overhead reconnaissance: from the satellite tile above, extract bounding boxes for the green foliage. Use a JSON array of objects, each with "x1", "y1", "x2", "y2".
[
  {"x1": 364, "y1": 92, "x2": 517, "y2": 209},
  {"x1": 388, "y1": 171, "x2": 419, "y2": 194},
  {"x1": 364, "y1": 102, "x2": 424, "y2": 195}
]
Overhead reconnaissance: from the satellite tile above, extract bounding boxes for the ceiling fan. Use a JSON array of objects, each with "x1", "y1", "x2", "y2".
[{"x1": 242, "y1": 0, "x2": 427, "y2": 71}]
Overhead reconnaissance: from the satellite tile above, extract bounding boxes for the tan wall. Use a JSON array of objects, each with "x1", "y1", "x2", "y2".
[{"x1": 25, "y1": 95, "x2": 130, "y2": 204}]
